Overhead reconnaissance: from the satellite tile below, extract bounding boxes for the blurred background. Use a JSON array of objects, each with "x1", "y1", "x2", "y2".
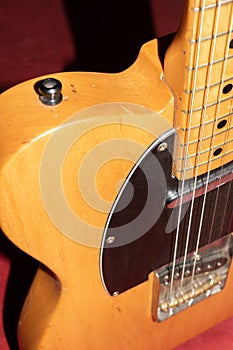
[{"x1": 1, "y1": 0, "x2": 233, "y2": 349}]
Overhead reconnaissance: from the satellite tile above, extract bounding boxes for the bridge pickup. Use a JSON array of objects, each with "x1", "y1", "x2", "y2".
[{"x1": 153, "y1": 235, "x2": 233, "y2": 322}]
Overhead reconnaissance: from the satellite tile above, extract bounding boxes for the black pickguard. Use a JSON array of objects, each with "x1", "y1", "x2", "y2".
[{"x1": 100, "y1": 129, "x2": 233, "y2": 295}]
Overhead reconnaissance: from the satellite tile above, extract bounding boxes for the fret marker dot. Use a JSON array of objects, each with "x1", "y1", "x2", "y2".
[
  {"x1": 222, "y1": 84, "x2": 232, "y2": 94},
  {"x1": 230, "y1": 39, "x2": 233, "y2": 49},
  {"x1": 217, "y1": 120, "x2": 227, "y2": 129},
  {"x1": 213, "y1": 148, "x2": 222, "y2": 156}
]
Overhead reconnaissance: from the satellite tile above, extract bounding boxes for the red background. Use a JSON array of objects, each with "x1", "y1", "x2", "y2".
[{"x1": 1, "y1": 0, "x2": 233, "y2": 348}]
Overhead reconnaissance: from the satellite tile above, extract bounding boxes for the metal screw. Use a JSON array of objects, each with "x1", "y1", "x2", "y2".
[
  {"x1": 193, "y1": 253, "x2": 201, "y2": 261},
  {"x1": 113, "y1": 291, "x2": 119, "y2": 296},
  {"x1": 163, "y1": 275, "x2": 169, "y2": 281},
  {"x1": 106, "y1": 236, "x2": 115, "y2": 244},
  {"x1": 196, "y1": 266, "x2": 202, "y2": 273},
  {"x1": 157, "y1": 142, "x2": 168, "y2": 152}
]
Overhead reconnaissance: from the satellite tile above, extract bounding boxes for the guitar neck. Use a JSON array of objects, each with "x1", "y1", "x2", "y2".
[{"x1": 164, "y1": 0, "x2": 233, "y2": 180}]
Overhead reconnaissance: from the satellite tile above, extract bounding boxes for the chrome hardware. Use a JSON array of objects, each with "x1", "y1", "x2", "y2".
[
  {"x1": 38, "y1": 78, "x2": 62, "y2": 106},
  {"x1": 157, "y1": 142, "x2": 168, "y2": 152},
  {"x1": 153, "y1": 235, "x2": 233, "y2": 322},
  {"x1": 106, "y1": 236, "x2": 116, "y2": 244}
]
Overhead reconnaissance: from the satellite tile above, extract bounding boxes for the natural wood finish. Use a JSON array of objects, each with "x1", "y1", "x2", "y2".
[
  {"x1": 0, "y1": 1, "x2": 233, "y2": 349},
  {"x1": 164, "y1": 0, "x2": 233, "y2": 178}
]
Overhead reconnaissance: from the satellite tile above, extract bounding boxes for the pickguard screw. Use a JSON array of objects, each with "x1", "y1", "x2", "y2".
[
  {"x1": 157, "y1": 142, "x2": 168, "y2": 152},
  {"x1": 106, "y1": 236, "x2": 115, "y2": 244},
  {"x1": 113, "y1": 291, "x2": 119, "y2": 296}
]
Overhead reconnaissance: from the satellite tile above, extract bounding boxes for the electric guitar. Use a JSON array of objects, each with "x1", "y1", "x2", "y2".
[{"x1": 1, "y1": 0, "x2": 233, "y2": 349}]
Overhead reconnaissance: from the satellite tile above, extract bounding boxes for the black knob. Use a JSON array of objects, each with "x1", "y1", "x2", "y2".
[{"x1": 38, "y1": 78, "x2": 62, "y2": 106}]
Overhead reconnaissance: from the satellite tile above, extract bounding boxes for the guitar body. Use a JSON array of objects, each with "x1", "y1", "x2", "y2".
[{"x1": 1, "y1": 1, "x2": 233, "y2": 347}]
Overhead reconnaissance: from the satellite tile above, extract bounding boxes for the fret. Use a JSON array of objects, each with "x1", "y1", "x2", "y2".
[
  {"x1": 179, "y1": 125, "x2": 233, "y2": 147},
  {"x1": 180, "y1": 112, "x2": 233, "y2": 125},
  {"x1": 180, "y1": 112, "x2": 232, "y2": 131},
  {"x1": 187, "y1": 35, "x2": 233, "y2": 67},
  {"x1": 164, "y1": 0, "x2": 233, "y2": 179},
  {"x1": 182, "y1": 83, "x2": 233, "y2": 110},
  {"x1": 175, "y1": 150, "x2": 233, "y2": 177},
  {"x1": 192, "y1": 2, "x2": 233, "y2": 38},
  {"x1": 192, "y1": 62, "x2": 233, "y2": 87},
  {"x1": 178, "y1": 113, "x2": 232, "y2": 135},
  {"x1": 175, "y1": 153, "x2": 233, "y2": 176},
  {"x1": 176, "y1": 135, "x2": 233, "y2": 159},
  {"x1": 189, "y1": 30, "x2": 233, "y2": 43},
  {"x1": 186, "y1": 54, "x2": 233, "y2": 71},
  {"x1": 176, "y1": 114, "x2": 233, "y2": 147},
  {"x1": 192, "y1": 0, "x2": 233, "y2": 12},
  {"x1": 177, "y1": 123, "x2": 233, "y2": 151},
  {"x1": 178, "y1": 147, "x2": 233, "y2": 163},
  {"x1": 184, "y1": 76, "x2": 233, "y2": 93},
  {"x1": 181, "y1": 94, "x2": 233, "y2": 113},
  {"x1": 178, "y1": 136, "x2": 233, "y2": 159}
]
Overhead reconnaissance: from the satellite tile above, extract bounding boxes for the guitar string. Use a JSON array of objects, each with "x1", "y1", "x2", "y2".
[
  {"x1": 191, "y1": 0, "x2": 233, "y2": 283},
  {"x1": 197, "y1": 0, "x2": 233, "y2": 246},
  {"x1": 218, "y1": 99, "x2": 233, "y2": 236},
  {"x1": 190, "y1": 0, "x2": 222, "y2": 283},
  {"x1": 169, "y1": 0, "x2": 233, "y2": 300},
  {"x1": 208, "y1": 3, "x2": 233, "y2": 244},
  {"x1": 180, "y1": 0, "x2": 222, "y2": 288},
  {"x1": 213, "y1": 102, "x2": 233, "y2": 241},
  {"x1": 169, "y1": 0, "x2": 207, "y2": 300},
  {"x1": 208, "y1": 101, "x2": 233, "y2": 243}
]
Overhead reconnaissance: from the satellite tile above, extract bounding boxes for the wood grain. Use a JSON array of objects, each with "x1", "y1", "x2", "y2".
[
  {"x1": 164, "y1": 0, "x2": 233, "y2": 178},
  {"x1": 0, "y1": 1, "x2": 233, "y2": 348}
]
